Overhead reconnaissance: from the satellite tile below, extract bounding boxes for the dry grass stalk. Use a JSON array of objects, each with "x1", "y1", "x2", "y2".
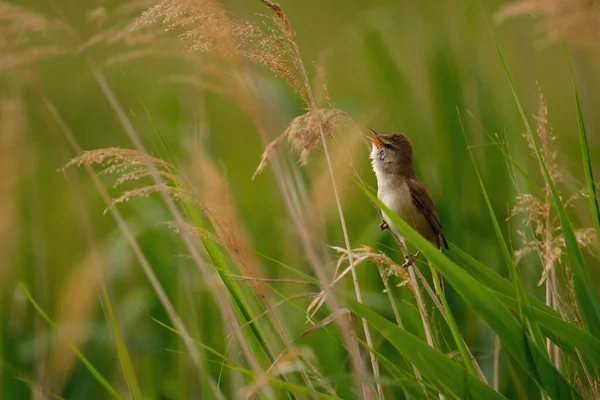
[
  {"x1": 306, "y1": 118, "x2": 367, "y2": 232},
  {"x1": 248, "y1": 2, "x2": 378, "y2": 395},
  {"x1": 189, "y1": 150, "x2": 269, "y2": 299},
  {"x1": 495, "y1": 0, "x2": 600, "y2": 52},
  {"x1": 373, "y1": 259, "x2": 430, "y2": 397},
  {"x1": 188, "y1": 149, "x2": 322, "y2": 394},
  {"x1": 134, "y1": 0, "x2": 348, "y2": 183},
  {"x1": 307, "y1": 246, "x2": 411, "y2": 320},
  {"x1": 40, "y1": 93, "x2": 223, "y2": 392},
  {"x1": 510, "y1": 88, "x2": 596, "y2": 374},
  {"x1": 134, "y1": 0, "x2": 310, "y2": 103},
  {"x1": 0, "y1": 96, "x2": 24, "y2": 296},
  {"x1": 91, "y1": 61, "x2": 280, "y2": 397},
  {"x1": 134, "y1": 0, "x2": 371, "y2": 394}
]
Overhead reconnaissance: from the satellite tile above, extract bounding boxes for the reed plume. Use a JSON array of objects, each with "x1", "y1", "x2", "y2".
[
  {"x1": 496, "y1": 0, "x2": 600, "y2": 52},
  {"x1": 511, "y1": 88, "x2": 596, "y2": 282},
  {"x1": 0, "y1": 1, "x2": 72, "y2": 71},
  {"x1": 63, "y1": 148, "x2": 194, "y2": 210}
]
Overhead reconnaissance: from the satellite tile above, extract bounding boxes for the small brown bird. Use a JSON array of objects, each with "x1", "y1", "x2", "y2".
[{"x1": 366, "y1": 128, "x2": 448, "y2": 264}]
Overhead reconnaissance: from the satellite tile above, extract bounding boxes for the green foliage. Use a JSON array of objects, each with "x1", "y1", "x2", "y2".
[
  {"x1": 1, "y1": 0, "x2": 599, "y2": 399},
  {"x1": 361, "y1": 185, "x2": 582, "y2": 399}
]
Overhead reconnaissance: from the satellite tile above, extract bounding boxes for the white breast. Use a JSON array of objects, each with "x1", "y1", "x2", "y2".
[{"x1": 377, "y1": 174, "x2": 429, "y2": 239}]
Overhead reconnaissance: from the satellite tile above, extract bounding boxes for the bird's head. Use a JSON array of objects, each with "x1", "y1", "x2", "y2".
[{"x1": 365, "y1": 128, "x2": 414, "y2": 177}]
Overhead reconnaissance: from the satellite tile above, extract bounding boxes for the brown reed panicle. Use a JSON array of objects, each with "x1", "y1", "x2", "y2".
[
  {"x1": 189, "y1": 149, "x2": 268, "y2": 299},
  {"x1": 134, "y1": 0, "x2": 310, "y2": 102},
  {"x1": 135, "y1": 1, "x2": 372, "y2": 392},
  {"x1": 64, "y1": 145, "x2": 269, "y2": 298},
  {"x1": 134, "y1": 0, "x2": 354, "y2": 175},
  {"x1": 253, "y1": 109, "x2": 351, "y2": 178},
  {"x1": 0, "y1": 96, "x2": 24, "y2": 288},
  {"x1": 63, "y1": 148, "x2": 194, "y2": 210},
  {"x1": 510, "y1": 88, "x2": 596, "y2": 285},
  {"x1": 495, "y1": 0, "x2": 600, "y2": 52},
  {"x1": 81, "y1": 1, "x2": 184, "y2": 68},
  {"x1": 0, "y1": 1, "x2": 73, "y2": 72}
]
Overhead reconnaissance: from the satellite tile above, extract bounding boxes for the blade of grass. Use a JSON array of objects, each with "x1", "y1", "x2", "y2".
[
  {"x1": 458, "y1": 108, "x2": 545, "y2": 348},
  {"x1": 348, "y1": 299, "x2": 506, "y2": 400},
  {"x1": 139, "y1": 97, "x2": 273, "y2": 360},
  {"x1": 428, "y1": 261, "x2": 482, "y2": 380},
  {"x1": 480, "y1": 3, "x2": 600, "y2": 338},
  {"x1": 100, "y1": 284, "x2": 143, "y2": 400},
  {"x1": 88, "y1": 63, "x2": 275, "y2": 398},
  {"x1": 356, "y1": 336, "x2": 434, "y2": 399},
  {"x1": 565, "y1": 46, "x2": 600, "y2": 248},
  {"x1": 153, "y1": 317, "x2": 337, "y2": 400},
  {"x1": 467, "y1": 112, "x2": 545, "y2": 199},
  {"x1": 20, "y1": 284, "x2": 122, "y2": 400},
  {"x1": 140, "y1": 97, "x2": 306, "y2": 397},
  {"x1": 449, "y1": 245, "x2": 600, "y2": 368},
  {"x1": 359, "y1": 184, "x2": 582, "y2": 399}
]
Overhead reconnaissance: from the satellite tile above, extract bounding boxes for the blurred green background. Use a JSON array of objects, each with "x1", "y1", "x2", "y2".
[{"x1": 1, "y1": 0, "x2": 599, "y2": 398}]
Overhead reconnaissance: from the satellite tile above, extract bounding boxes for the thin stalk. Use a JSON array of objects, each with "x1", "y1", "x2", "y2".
[
  {"x1": 411, "y1": 262, "x2": 487, "y2": 382},
  {"x1": 38, "y1": 92, "x2": 226, "y2": 399},
  {"x1": 233, "y1": 65, "x2": 366, "y2": 395},
  {"x1": 317, "y1": 132, "x2": 381, "y2": 399},
  {"x1": 375, "y1": 263, "x2": 426, "y2": 399},
  {"x1": 267, "y1": 147, "x2": 367, "y2": 395},
  {"x1": 350, "y1": 133, "x2": 437, "y2": 396},
  {"x1": 21, "y1": 285, "x2": 122, "y2": 400},
  {"x1": 545, "y1": 276, "x2": 552, "y2": 360},
  {"x1": 82, "y1": 59, "x2": 274, "y2": 398},
  {"x1": 550, "y1": 268, "x2": 561, "y2": 370},
  {"x1": 408, "y1": 265, "x2": 435, "y2": 348},
  {"x1": 352, "y1": 122, "x2": 486, "y2": 385},
  {"x1": 390, "y1": 237, "x2": 437, "y2": 350},
  {"x1": 541, "y1": 137, "x2": 561, "y2": 368},
  {"x1": 493, "y1": 337, "x2": 501, "y2": 391},
  {"x1": 265, "y1": 304, "x2": 318, "y2": 400},
  {"x1": 258, "y1": 0, "x2": 377, "y2": 395},
  {"x1": 152, "y1": 111, "x2": 311, "y2": 397}
]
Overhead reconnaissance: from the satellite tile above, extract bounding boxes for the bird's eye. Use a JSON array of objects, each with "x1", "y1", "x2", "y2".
[{"x1": 383, "y1": 143, "x2": 392, "y2": 149}]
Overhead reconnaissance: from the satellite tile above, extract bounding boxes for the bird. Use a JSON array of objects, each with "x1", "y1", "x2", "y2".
[{"x1": 365, "y1": 128, "x2": 448, "y2": 267}]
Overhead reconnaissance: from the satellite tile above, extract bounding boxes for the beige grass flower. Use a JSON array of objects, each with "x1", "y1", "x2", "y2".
[
  {"x1": 253, "y1": 109, "x2": 350, "y2": 178},
  {"x1": 496, "y1": 0, "x2": 600, "y2": 52}
]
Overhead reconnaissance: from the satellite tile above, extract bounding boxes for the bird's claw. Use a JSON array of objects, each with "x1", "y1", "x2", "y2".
[
  {"x1": 379, "y1": 219, "x2": 389, "y2": 231},
  {"x1": 402, "y1": 251, "x2": 420, "y2": 268}
]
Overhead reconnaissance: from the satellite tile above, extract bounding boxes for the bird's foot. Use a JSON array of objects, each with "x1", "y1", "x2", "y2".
[
  {"x1": 402, "y1": 251, "x2": 420, "y2": 268},
  {"x1": 379, "y1": 219, "x2": 389, "y2": 231}
]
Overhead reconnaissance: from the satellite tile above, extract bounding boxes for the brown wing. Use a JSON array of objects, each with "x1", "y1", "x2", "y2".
[{"x1": 406, "y1": 177, "x2": 448, "y2": 250}]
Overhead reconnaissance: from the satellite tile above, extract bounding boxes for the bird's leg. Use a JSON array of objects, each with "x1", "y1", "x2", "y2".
[
  {"x1": 402, "y1": 251, "x2": 420, "y2": 268},
  {"x1": 379, "y1": 219, "x2": 389, "y2": 231}
]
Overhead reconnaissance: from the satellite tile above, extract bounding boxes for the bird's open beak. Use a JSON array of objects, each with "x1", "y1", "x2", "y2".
[{"x1": 364, "y1": 128, "x2": 383, "y2": 148}]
